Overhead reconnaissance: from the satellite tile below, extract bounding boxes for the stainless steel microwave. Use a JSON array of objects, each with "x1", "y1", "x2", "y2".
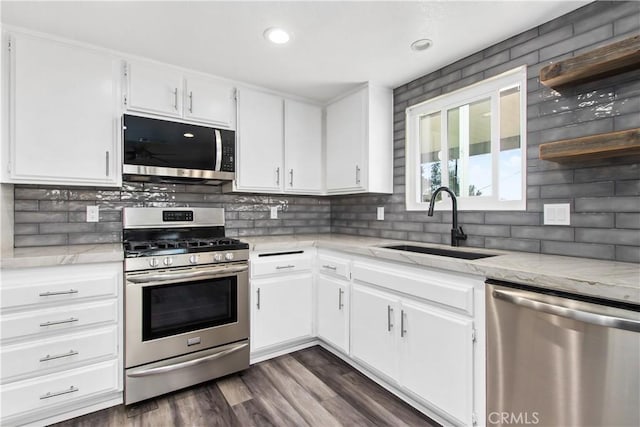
[{"x1": 123, "y1": 114, "x2": 235, "y2": 182}]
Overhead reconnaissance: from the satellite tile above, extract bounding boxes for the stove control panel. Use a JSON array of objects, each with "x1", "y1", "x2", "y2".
[
  {"x1": 162, "y1": 210, "x2": 194, "y2": 222},
  {"x1": 125, "y1": 249, "x2": 250, "y2": 272}
]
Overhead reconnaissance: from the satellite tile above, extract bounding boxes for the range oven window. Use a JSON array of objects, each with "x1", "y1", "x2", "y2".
[{"x1": 142, "y1": 276, "x2": 238, "y2": 341}]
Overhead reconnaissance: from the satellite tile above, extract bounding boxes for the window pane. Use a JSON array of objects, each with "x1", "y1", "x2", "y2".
[
  {"x1": 499, "y1": 86, "x2": 522, "y2": 201},
  {"x1": 419, "y1": 112, "x2": 441, "y2": 202},
  {"x1": 448, "y1": 98, "x2": 492, "y2": 198}
]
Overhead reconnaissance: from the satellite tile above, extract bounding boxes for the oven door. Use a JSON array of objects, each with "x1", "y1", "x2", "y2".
[{"x1": 125, "y1": 263, "x2": 249, "y2": 368}]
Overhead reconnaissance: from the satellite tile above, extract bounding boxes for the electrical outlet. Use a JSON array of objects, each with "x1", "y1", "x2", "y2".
[
  {"x1": 377, "y1": 206, "x2": 384, "y2": 221},
  {"x1": 86, "y1": 205, "x2": 99, "y2": 222},
  {"x1": 270, "y1": 206, "x2": 278, "y2": 219},
  {"x1": 543, "y1": 203, "x2": 570, "y2": 225}
]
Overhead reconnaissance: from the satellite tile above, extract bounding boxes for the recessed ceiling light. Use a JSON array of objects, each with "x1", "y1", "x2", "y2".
[
  {"x1": 264, "y1": 27, "x2": 290, "y2": 44},
  {"x1": 410, "y1": 38, "x2": 433, "y2": 52},
  {"x1": 183, "y1": 133, "x2": 194, "y2": 138}
]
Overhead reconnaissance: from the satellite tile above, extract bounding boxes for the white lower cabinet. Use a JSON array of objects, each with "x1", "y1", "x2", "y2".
[
  {"x1": 0, "y1": 262, "x2": 122, "y2": 426},
  {"x1": 316, "y1": 275, "x2": 349, "y2": 353},
  {"x1": 250, "y1": 250, "x2": 314, "y2": 355}
]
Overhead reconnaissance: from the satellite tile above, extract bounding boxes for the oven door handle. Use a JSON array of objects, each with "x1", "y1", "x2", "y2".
[
  {"x1": 127, "y1": 265, "x2": 248, "y2": 284},
  {"x1": 126, "y1": 342, "x2": 248, "y2": 378}
]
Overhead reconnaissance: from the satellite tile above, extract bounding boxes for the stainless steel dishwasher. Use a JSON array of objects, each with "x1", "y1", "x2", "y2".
[{"x1": 486, "y1": 279, "x2": 640, "y2": 427}]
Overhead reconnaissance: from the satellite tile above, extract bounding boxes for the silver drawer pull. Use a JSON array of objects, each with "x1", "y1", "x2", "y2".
[
  {"x1": 322, "y1": 264, "x2": 337, "y2": 271},
  {"x1": 40, "y1": 350, "x2": 79, "y2": 362},
  {"x1": 276, "y1": 265, "x2": 295, "y2": 270},
  {"x1": 338, "y1": 288, "x2": 344, "y2": 310},
  {"x1": 40, "y1": 386, "x2": 79, "y2": 400},
  {"x1": 40, "y1": 317, "x2": 79, "y2": 327},
  {"x1": 39, "y1": 289, "x2": 78, "y2": 297}
]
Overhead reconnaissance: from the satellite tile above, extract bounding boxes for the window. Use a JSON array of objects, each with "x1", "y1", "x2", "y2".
[{"x1": 405, "y1": 67, "x2": 527, "y2": 211}]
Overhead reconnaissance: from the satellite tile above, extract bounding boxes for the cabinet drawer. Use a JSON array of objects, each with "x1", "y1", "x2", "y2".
[
  {"x1": 251, "y1": 252, "x2": 313, "y2": 278},
  {"x1": 1, "y1": 299, "x2": 118, "y2": 341},
  {"x1": 1, "y1": 326, "x2": 118, "y2": 381},
  {"x1": 0, "y1": 359, "x2": 119, "y2": 420},
  {"x1": 317, "y1": 253, "x2": 350, "y2": 279},
  {"x1": 352, "y1": 261, "x2": 475, "y2": 315},
  {"x1": 1, "y1": 263, "x2": 121, "y2": 309}
]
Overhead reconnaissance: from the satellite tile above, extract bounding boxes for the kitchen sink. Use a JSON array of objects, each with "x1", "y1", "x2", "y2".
[{"x1": 382, "y1": 244, "x2": 498, "y2": 260}]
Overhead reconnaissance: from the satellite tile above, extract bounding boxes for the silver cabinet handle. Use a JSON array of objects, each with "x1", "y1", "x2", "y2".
[
  {"x1": 493, "y1": 289, "x2": 640, "y2": 332},
  {"x1": 289, "y1": 169, "x2": 294, "y2": 187},
  {"x1": 40, "y1": 350, "x2": 79, "y2": 362},
  {"x1": 189, "y1": 91, "x2": 193, "y2": 113},
  {"x1": 356, "y1": 165, "x2": 361, "y2": 184},
  {"x1": 338, "y1": 288, "x2": 344, "y2": 310},
  {"x1": 127, "y1": 342, "x2": 248, "y2": 378},
  {"x1": 276, "y1": 265, "x2": 295, "y2": 270},
  {"x1": 275, "y1": 167, "x2": 280, "y2": 186},
  {"x1": 39, "y1": 289, "x2": 78, "y2": 297},
  {"x1": 173, "y1": 87, "x2": 178, "y2": 110},
  {"x1": 387, "y1": 305, "x2": 393, "y2": 331},
  {"x1": 401, "y1": 310, "x2": 407, "y2": 337},
  {"x1": 105, "y1": 151, "x2": 110, "y2": 177},
  {"x1": 322, "y1": 264, "x2": 337, "y2": 271},
  {"x1": 40, "y1": 386, "x2": 79, "y2": 400},
  {"x1": 40, "y1": 317, "x2": 79, "y2": 327},
  {"x1": 256, "y1": 288, "x2": 261, "y2": 310}
]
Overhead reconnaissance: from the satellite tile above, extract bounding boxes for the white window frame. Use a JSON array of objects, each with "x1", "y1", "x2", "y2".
[{"x1": 405, "y1": 66, "x2": 527, "y2": 211}]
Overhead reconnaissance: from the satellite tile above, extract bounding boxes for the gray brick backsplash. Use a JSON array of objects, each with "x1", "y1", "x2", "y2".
[
  {"x1": 14, "y1": 234, "x2": 67, "y2": 247},
  {"x1": 485, "y1": 237, "x2": 541, "y2": 253},
  {"x1": 616, "y1": 213, "x2": 640, "y2": 229},
  {"x1": 12, "y1": 2, "x2": 639, "y2": 261},
  {"x1": 576, "y1": 228, "x2": 640, "y2": 246},
  {"x1": 575, "y1": 197, "x2": 640, "y2": 213},
  {"x1": 541, "y1": 241, "x2": 615, "y2": 260},
  {"x1": 615, "y1": 245, "x2": 640, "y2": 263}
]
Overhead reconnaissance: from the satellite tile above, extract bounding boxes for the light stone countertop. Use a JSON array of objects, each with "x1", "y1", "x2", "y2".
[
  {"x1": 243, "y1": 234, "x2": 640, "y2": 305},
  {"x1": 0, "y1": 243, "x2": 124, "y2": 269}
]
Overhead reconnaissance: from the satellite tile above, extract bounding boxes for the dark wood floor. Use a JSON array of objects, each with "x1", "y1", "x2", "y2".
[{"x1": 50, "y1": 346, "x2": 439, "y2": 427}]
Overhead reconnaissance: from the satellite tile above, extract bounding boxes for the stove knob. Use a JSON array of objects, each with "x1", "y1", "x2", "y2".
[
  {"x1": 149, "y1": 258, "x2": 159, "y2": 268},
  {"x1": 225, "y1": 252, "x2": 234, "y2": 261},
  {"x1": 163, "y1": 257, "x2": 173, "y2": 266},
  {"x1": 189, "y1": 255, "x2": 199, "y2": 265},
  {"x1": 214, "y1": 253, "x2": 223, "y2": 262}
]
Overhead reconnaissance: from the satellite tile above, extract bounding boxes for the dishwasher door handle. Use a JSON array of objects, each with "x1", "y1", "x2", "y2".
[{"x1": 493, "y1": 289, "x2": 640, "y2": 332}]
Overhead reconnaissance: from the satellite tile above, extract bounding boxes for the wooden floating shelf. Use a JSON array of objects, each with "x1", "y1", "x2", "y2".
[
  {"x1": 539, "y1": 128, "x2": 640, "y2": 162},
  {"x1": 540, "y1": 35, "x2": 640, "y2": 87}
]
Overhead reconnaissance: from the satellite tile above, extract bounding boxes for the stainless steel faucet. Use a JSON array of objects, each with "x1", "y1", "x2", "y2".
[{"x1": 427, "y1": 186, "x2": 467, "y2": 247}]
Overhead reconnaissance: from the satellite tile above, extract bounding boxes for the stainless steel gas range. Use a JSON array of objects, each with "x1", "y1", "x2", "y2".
[{"x1": 122, "y1": 207, "x2": 250, "y2": 405}]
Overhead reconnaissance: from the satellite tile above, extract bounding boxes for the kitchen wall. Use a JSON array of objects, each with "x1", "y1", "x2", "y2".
[
  {"x1": 331, "y1": 0, "x2": 640, "y2": 262},
  {"x1": 10, "y1": 1, "x2": 640, "y2": 262},
  {"x1": 12, "y1": 182, "x2": 330, "y2": 246}
]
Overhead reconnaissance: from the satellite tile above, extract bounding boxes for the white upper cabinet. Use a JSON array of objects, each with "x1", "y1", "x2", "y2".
[
  {"x1": 126, "y1": 61, "x2": 183, "y2": 118},
  {"x1": 325, "y1": 84, "x2": 393, "y2": 195},
  {"x1": 235, "y1": 88, "x2": 283, "y2": 193},
  {"x1": 284, "y1": 99, "x2": 322, "y2": 194},
  {"x1": 125, "y1": 60, "x2": 235, "y2": 129},
  {"x1": 3, "y1": 33, "x2": 121, "y2": 187}
]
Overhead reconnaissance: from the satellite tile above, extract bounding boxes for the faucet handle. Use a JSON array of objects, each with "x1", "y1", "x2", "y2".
[{"x1": 457, "y1": 226, "x2": 467, "y2": 241}]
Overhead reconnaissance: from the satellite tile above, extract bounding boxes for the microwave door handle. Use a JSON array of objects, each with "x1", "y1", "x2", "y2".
[{"x1": 214, "y1": 130, "x2": 223, "y2": 171}]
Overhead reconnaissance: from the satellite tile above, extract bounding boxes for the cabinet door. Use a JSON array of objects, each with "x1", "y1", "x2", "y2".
[
  {"x1": 251, "y1": 273, "x2": 312, "y2": 352},
  {"x1": 325, "y1": 88, "x2": 367, "y2": 193},
  {"x1": 127, "y1": 60, "x2": 183, "y2": 117},
  {"x1": 236, "y1": 88, "x2": 283, "y2": 192},
  {"x1": 316, "y1": 275, "x2": 349, "y2": 353},
  {"x1": 7, "y1": 34, "x2": 120, "y2": 186},
  {"x1": 399, "y1": 301, "x2": 474, "y2": 426},
  {"x1": 184, "y1": 75, "x2": 235, "y2": 129},
  {"x1": 350, "y1": 283, "x2": 398, "y2": 381},
  {"x1": 284, "y1": 100, "x2": 322, "y2": 194}
]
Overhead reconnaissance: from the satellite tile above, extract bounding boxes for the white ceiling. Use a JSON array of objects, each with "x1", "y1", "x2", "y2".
[{"x1": 1, "y1": 1, "x2": 589, "y2": 103}]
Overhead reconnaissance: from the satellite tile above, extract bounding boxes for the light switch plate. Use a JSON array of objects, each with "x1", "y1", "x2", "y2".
[
  {"x1": 377, "y1": 207, "x2": 384, "y2": 221},
  {"x1": 543, "y1": 203, "x2": 570, "y2": 225},
  {"x1": 86, "y1": 205, "x2": 99, "y2": 222},
  {"x1": 270, "y1": 206, "x2": 278, "y2": 219}
]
